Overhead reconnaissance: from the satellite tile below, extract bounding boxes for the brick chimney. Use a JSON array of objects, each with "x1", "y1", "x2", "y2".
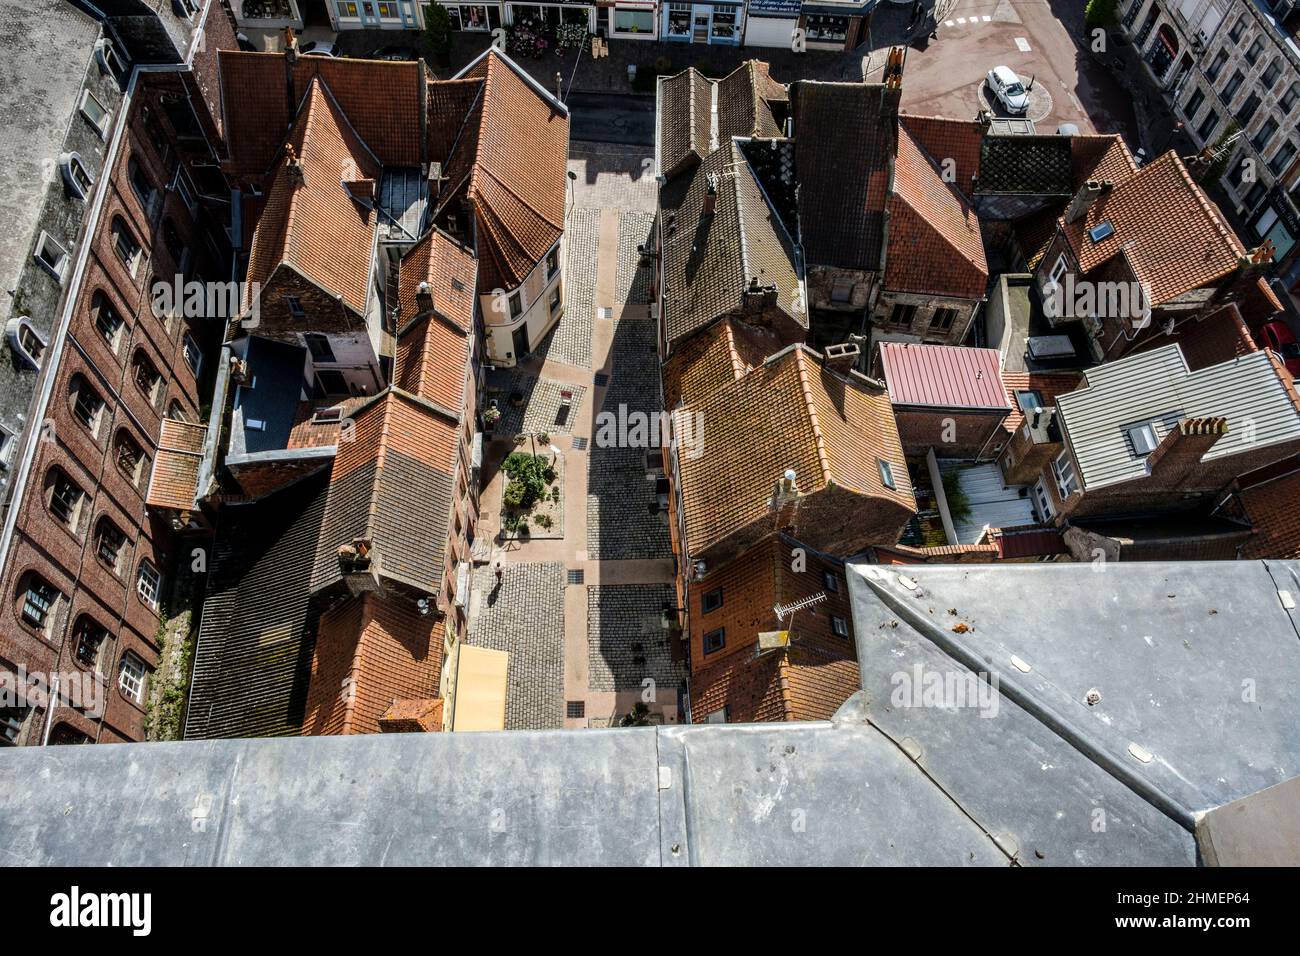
[
  {"x1": 1145, "y1": 417, "x2": 1228, "y2": 489},
  {"x1": 1064, "y1": 179, "x2": 1112, "y2": 224},
  {"x1": 283, "y1": 27, "x2": 298, "y2": 63},
  {"x1": 379, "y1": 698, "x2": 444, "y2": 733},
  {"x1": 284, "y1": 143, "x2": 305, "y2": 186},
  {"x1": 741, "y1": 276, "x2": 778, "y2": 315},
  {"x1": 415, "y1": 280, "x2": 433, "y2": 315},
  {"x1": 822, "y1": 341, "x2": 861, "y2": 374},
  {"x1": 702, "y1": 173, "x2": 718, "y2": 218}
]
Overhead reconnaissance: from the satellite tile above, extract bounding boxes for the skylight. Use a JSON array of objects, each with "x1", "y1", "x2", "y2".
[{"x1": 1088, "y1": 221, "x2": 1115, "y2": 243}]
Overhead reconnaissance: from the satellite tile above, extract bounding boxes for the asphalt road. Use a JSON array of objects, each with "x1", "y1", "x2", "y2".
[{"x1": 566, "y1": 92, "x2": 656, "y2": 146}]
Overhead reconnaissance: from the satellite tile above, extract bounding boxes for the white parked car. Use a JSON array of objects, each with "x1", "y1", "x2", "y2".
[
  {"x1": 299, "y1": 40, "x2": 339, "y2": 58},
  {"x1": 986, "y1": 66, "x2": 1029, "y2": 115}
]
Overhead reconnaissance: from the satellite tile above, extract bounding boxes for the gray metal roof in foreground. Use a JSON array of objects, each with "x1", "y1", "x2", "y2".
[{"x1": 0, "y1": 560, "x2": 1297, "y2": 865}]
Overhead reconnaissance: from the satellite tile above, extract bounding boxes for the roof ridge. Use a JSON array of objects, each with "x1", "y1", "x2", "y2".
[
  {"x1": 791, "y1": 349, "x2": 835, "y2": 489},
  {"x1": 1165, "y1": 151, "x2": 1244, "y2": 256}
]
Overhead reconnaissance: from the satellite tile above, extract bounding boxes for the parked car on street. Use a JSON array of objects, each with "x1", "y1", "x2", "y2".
[
  {"x1": 986, "y1": 66, "x2": 1029, "y2": 115},
  {"x1": 299, "y1": 41, "x2": 339, "y2": 58},
  {"x1": 1258, "y1": 320, "x2": 1300, "y2": 378},
  {"x1": 364, "y1": 44, "x2": 420, "y2": 61}
]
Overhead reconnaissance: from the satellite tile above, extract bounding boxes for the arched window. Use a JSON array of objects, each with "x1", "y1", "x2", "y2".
[
  {"x1": 69, "y1": 374, "x2": 106, "y2": 438},
  {"x1": 132, "y1": 349, "x2": 162, "y2": 405},
  {"x1": 59, "y1": 152, "x2": 94, "y2": 201},
  {"x1": 16, "y1": 571, "x2": 60, "y2": 634},
  {"x1": 136, "y1": 559, "x2": 161, "y2": 610},
  {"x1": 166, "y1": 400, "x2": 190, "y2": 422},
  {"x1": 5, "y1": 316, "x2": 47, "y2": 369},
  {"x1": 91, "y1": 290, "x2": 124, "y2": 352},
  {"x1": 118, "y1": 652, "x2": 148, "y2": 704},
  {"x1": 45, "y1": 467, "x2": 86, "y2": 532},
  {"x1": 111, "y1": 216, "x2": 142, "y2": 277},
  {"x1": 128, "y1": 158, "x2": 158, "y2": 218},
  {"x1": 94, "y1": 517, "x2": 128, "y2": 575},
  {"x1": 115, "y1": 429, "x2": 148, "y2": 487},
  {"x1": 73, "y1": 614, "x2": 110, "y2": 673}
]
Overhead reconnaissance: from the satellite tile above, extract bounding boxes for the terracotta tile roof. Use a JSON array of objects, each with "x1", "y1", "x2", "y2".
[
  {"x1": 661, "y1": 316, "x2": 781, "y2": 409},
  {"x1": 315, "y1": 390, "x2": 459, "y2": 596},
  {"x1": 146, "y1": 419, "x2": 207, "y2": 511},
  {"x1": 244, "y1": 78, "x2": 381, "y2": 316},
  {"x1": 1061, "y1": 151, "x2": 1244, "y2": 306},
  {"x1": 1238, "y1": 469, "x2": 1300, "y2": 559},
  {"x1": 900, "y1": 114, "x2": 983, "y2": 198},
  {"x1": 1132, "y1": 303, "x2": 1258, "y2": 372},
  {"x1": 879, "y1": 343, "x2": 1009, "y2": 409},
  {"x1": 393, "y1": 230, "x2": 477, "y2": 410},
  {"x1": 1014, "y1": 204, "x2": 1062, "y2": 268},
  {"x1": 397, "y1": 227, "x2": 477, "y2": 332},
  {"x1": 443, "y1": 50, "x2": 568, "y2": 292},
  {"x1": 1069, "y1": 133, "x2": 1138, "y2": 188},
  {"x1": 427, "y1": 77, "x2": 483, "y2": 167},
  {"x1": 1000, "y1": 370, "x2": 1083, "y2": 435},
  {"x1": 658, "y1": 68, "x2": 715, "y2": 179},
  {"x1": 220, "y1": 51, "x2": 425, "y2": 178},
  {"x1": 688, "y1": 537, "x2": 859, "y2": 723},
  {"x1": 792, "y1": 80, "x2": 894, "y2": 271},
  {"x1": 301, "y1": 593, "x2": 445, "y2": 736},
  {"x1": 675, "y1": 346, "x2": 914, "y2": 561},
  {"x1": 286, "y1": 400, "x2": 365, "y2": 450},
  {"x1": 659, "y1": 141, "x2": 806, "y2": 348},
  {"x1": 886, "y1": 124, "x2": 988, "y2": 300}
]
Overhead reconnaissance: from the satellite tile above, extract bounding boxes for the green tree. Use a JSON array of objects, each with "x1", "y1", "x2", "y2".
[
  {"x1": 1084, "y1": 0, "x2": 1119, "y2": 28},
  {"x1": 423, "y1": 4, "x2": 454, "y2": 64}
]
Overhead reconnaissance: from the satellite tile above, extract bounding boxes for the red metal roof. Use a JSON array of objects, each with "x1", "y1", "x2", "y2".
[{"x1": 879, "y1": 342, "x2": 1010, "y2": 410}]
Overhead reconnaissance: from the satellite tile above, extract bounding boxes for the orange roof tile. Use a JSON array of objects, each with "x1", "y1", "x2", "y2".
[
  {"x1": 661, "y1": 316, "x2": 781, "y2": 409},
  {"x1": 886, "y1": 125, "x2": 988, "y2": 300},
  {"x1": 899, "y1": 114, "x2": 984, "y2": 198},
  {"x1": 146, "y1": 419, "x2": 207, "y2": 511},
  {"x1": 244, "y1": 78, "x2": 380, "y2": 316},
  {"x1": 1061, "y1": 151, "x2": 1243, "y2": 306},
  {"x1": 1238, "y1": 469, "x2": 1300, "y2": 559}
]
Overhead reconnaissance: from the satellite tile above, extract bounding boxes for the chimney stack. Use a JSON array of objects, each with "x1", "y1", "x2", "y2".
[
  {"x1": 1064, "y1": 179, "x2": 1112, "y2": 224},
  {"x1": 822, "y1": 341, "x2": 861, "y2": 374},
  {"x1": 1145, "y1": 417, "x2": 1228, "y2": 490},
  {"x1": 284, "y1": 144, "x2": 305, "y2": 185},
  {"x1": 741, "y1": 276, "x2": 778, "y2": 315},
  {"x1": 702, "y1": 173, "x2": 718, "y2": 218},
  {"x1": 283, "y1": 27, "x2": 298, "y2": 65},
  {"x1": 416, "y1": 280, "x2": 433, "y2": 314}
]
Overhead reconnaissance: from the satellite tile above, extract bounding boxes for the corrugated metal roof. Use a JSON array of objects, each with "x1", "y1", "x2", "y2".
[
  {"x1": 1055, "y1": 345, "x2": 1300, "y2": 490},
  {"x1": 880, "y1": 343, "x2": 1010, "y2": 410}
]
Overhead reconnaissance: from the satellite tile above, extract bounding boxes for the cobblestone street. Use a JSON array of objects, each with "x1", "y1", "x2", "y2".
[{"x1": 468, "y1": 141, "x2": 682, "y2": 730}]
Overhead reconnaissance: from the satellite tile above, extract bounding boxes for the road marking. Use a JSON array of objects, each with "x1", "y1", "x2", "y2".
[
  {"x1": 982, "y1": 15, "x2": 991, "y2": 21},
  {"x1": 956, "y1": 17, "x2": 966, "y2": 23},
  {"x1": 945, "y1": 20, "x2": 955, "y2": 26},
  {"x1": 1015, "y1": 36, "x2": 1032, "y2": 52}
]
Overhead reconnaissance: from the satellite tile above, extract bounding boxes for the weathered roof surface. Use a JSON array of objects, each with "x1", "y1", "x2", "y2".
[
  {"x1": 1131, "y1": 303, "x2": 1258, "y2": 372},
  {"x1": 977, "y1": 134, "x2": 1074, "y2": 195},
  {"x1": 659, "y1": 142, "x2": 805, "y2": 348},
  {"x1": 1061, "y1": 152, "x2": 1243, "y2": 305},
  {"x1": 900, "y1": 114, "x2": 983, "y2": 198},
  {"x1": 792, "y1": 80, "x2": 893, "y2": 271},
  {"x1": 426, "y1": 77, "x2": 483, "y2": 167},
  {"x1": 145, "y1": 419, "x2": 208, "y2": 510},
  {"x1": 0, "y1": 0, "x2": 101, "y2": 299},
  {"x1": 244, "y1": 78, "x2": 381, "y2": 315},
  {"x1": 448, "y1": 49, "x2": 568, "y2": 291},
  {"x1": 185, "y1": 472, "x2": 330, "y2": 740},
  {"x1": 999, "y1": 369, "x2": 1083, "y2": 435},
  {"x1": 1069, "y1": 132, "x2": 1138, "y2": 188},
  {"x1": 848, "y1": 559, "x2": 1300, "y2": 830},
  {"x1": 395, "y1": 229, "x2": 477, "y2": 410},
  {"x1": 658, "y1": 68, "x2": 715, "y2": 179},
  {"x1": 879, "y1": 343, "x2": 1009, "y2": 410},
  {"x1": 675, "y1": 346, "x2": 912, "y2": 558},
  {"x1": 13, "y1": 560, "x2": 1300, "y2": 864},
  {"x1": 1238, "y1": 468, "x2": 1300, "y2": 559},
  {"x1": 661, "y1": 315, "x2": 780, "y2": 409},
  {"x1": 886, "y1": 124, "x2": 987, "y2": 300},
  {"x1": 716, "y1": 60, "x2": 784, "y2": 142},
  {"x1": 1055, "y1": 345, "x2": 1300, "y2": 490}
]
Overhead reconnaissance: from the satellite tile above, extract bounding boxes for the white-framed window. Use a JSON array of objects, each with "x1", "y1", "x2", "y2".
[
  {"x1": 71, "y1": 375, "x2": 106, "y2": 438},
  {"x1": 35, "y1": 231, "x2": 70, "y2": 281},
  {"x1": 6, "y1": 317, "x2": 47, "y2": 370},
  {"x1": 19, "y1": 573, "x2": 59, "y2": 633},
  {"x1": 182, "y1": 332, "x2": 202, "y2": 377},
  {"x1": 1048, "y1": 254, "x2": 1068, "y2": 286},
  {"x1": 0, "y1": 423, "x2": 15, "y2": 469},
  {"x1": 1033, "y1": 479, "x2": 1055, "y2": 521},
  {"x1": 95, "y1": 38, "x2": 126, "y2": 80},
  {"x1": 80, "y1": 89, "x2": 111, "y2": 136},
  {"x1": 613, "y1": 8, "x2": 654, "y2": 34},
  {"x1": 137, "y1": 559, "x2": 161, "y2": 609},
  {"x1": 831, "y1": 615, "x2": 850, "y2": 638},
  {"x1": 118, "y1": 652, "x2": 147, "y2": 703},
  {"x1": 1054, "y1": 450, "x2": 1079, "y2": 497},
  {"x1": 59, "y1": 151, "x2": 94, "y2": 201},
  {"x1": 111, "y1": 217, "x2": 143, "y2": 277}
]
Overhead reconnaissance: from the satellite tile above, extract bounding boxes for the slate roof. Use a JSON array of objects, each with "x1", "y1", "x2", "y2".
[
  {"x1": 658, "y1": 68, "x2": 715, "y2": 180},
  {"x1": 1060, "y1": 151, "x2": 1244, "y2": 306},
  {"x1": 674, "y1": 345, "x2": 913, "y2": 559},
  {"x1": 791, "y1": 80, "x2": 894, "y2": 272},
  {"x1": 244, "y1": 77, "x2": 381, "y2": 316},
  {"x1": 716, "y1": 60, "x2": 785, "y2": 142},
  {"x1": 977, "y1": 134, "x2": 1074, "y2": 195},
  {"x1": 442, "y1": 49, "x2": 568, "y2": 292},
  {"x1": 659, "y1": 141, "x2": 806, "y2": 348},
  {"x1": 886, "y1": 124, "x2": 988, "y2": 300}
]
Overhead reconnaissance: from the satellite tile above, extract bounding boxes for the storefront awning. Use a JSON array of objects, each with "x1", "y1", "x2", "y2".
[{"x1": 800, "y1": 0, "x2": 878, "y2": 15}]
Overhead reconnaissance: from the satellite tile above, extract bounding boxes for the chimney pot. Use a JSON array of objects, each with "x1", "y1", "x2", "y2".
[
  {"x1": 822, "y1": 341, "x2": 861, "y2": 374},
  {"x1": 1064, "y1": 178, "x2": 1112, "y2": 224}
]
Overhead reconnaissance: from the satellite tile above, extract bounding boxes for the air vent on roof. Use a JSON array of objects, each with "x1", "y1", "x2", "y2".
[{"x1": 1088, "y1": 221, "x2": 1115, "y2": 243}]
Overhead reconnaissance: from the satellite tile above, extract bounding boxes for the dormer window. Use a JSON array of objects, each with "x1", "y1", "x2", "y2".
[
  {"x1": 60, "y1": 152, "x2": 94, "y2": 201},
  {"x1": 35, "y1": 232, "x2": 70, "y2": 281},
  {"x1": 80, "y1": 90, "x2": 110, "y2": 137},
  {"x1": 6, "y1": 317, "x2": 47, "y2": 370},
  {"x1": 95, "y1": 38, "x2": 126, "y2": 81}
]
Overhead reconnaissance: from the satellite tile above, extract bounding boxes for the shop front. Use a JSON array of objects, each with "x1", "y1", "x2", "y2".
[
  {"x1": 743, "y1": 0, "x2": 800, "y2": 48},
  {"x1": 799, "y1": 0, "x2": 875, "y2": 51},
  {"x1": 330, "y1": 0, "x2": 421, "y2": 29},
  {"x1": 603, "y1": 1, "x2": 658, "y2": 39},
  {"x1": 440, "y1": 2, "x2": 505, "y2": 30},
  {"x1": 661, "y1": 2, "x2": 743, "y2": 44},
  {"x1": 505, "y1": 1, "x2": 598, "y2": 32}
]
